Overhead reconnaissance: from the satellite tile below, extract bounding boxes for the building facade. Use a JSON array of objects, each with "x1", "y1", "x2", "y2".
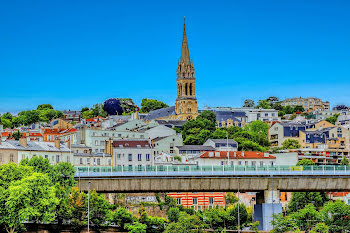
[{"x1": 281, "y1": 97, "x2": 330, "y2": 111}]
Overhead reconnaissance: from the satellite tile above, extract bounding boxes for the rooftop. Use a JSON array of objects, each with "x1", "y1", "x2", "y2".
[{"x1": 200, "y1": 151, "x2": 275, "y2": 159}]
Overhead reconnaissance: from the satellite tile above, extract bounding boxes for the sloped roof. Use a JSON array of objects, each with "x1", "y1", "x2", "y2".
[
  {"x1": 200, "y1": 151, "x2": 275, "y2": 159},
  {"x1": 0, "y1": 140, "x2": 70, "y2": 152},
  {"x1": 112, "y1": 140, "x2": 151, "y2": 148},
  {"x1": 144, "y1": 106, "x2": 176, "y2": 121},
  {"x1": 176, "y1": 145, "x2": 215, "y2": 151}
]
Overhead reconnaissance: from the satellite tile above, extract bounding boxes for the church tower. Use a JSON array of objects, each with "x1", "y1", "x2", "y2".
[{"x1": 175, "y1": 18, "x2": 198, "y2": 120}]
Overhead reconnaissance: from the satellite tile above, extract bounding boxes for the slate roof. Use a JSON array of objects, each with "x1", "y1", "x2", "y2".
[
  {"x1": 208, "y1": 139, "x2": 238, "y2": 144},
  {"x1": 71, "y1": 144, "x2": 91, "y2": 148},
  {"x1": 215, "y1": 111, "x2": 245, "y2": 122},
  {"x1": 0, "y1": 140, "x2": 70, "y2": 152},
  {"x1": 155, "y1": 119, "x2": 186, "y2": 127},
  {"x1": 144, "y1": 106, "x2": 176, "y2": 121}
]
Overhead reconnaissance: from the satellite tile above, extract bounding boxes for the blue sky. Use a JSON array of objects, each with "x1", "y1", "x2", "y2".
[{"x1": 1, "y1": 0, "x2": 350, "y2": 113}]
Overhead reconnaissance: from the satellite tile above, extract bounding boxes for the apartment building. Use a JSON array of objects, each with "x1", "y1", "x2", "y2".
[{"x1": 281, "y1": 97, "x2": 330, "y2": 111}]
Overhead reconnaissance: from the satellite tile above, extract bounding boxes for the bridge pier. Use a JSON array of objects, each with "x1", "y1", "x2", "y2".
[{"x1": 254, "y1": 190, "x2": 282, "y2": 231}]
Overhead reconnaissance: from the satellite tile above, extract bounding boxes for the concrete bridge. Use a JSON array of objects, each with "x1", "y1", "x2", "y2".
[
  {"x1": 75, "y1": 165, "x2": 350, "y2": 231},
  {"x1": 75, "y1": 165, "x2": 350, "y2": 193}
]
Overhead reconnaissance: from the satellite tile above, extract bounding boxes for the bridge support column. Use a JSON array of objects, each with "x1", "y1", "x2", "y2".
[{"x1": 254, "y1": 190, "x2": 282, "y2": 231}]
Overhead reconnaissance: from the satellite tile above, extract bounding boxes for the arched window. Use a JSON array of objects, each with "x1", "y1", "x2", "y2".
[
  {"x1": 189, "y1": 83, "x2": 193, "y2": 96},
  {"x1": 185, "y1": 83, "x2": 188, "y2": 95}
]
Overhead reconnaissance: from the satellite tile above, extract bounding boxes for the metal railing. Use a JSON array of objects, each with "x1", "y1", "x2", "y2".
[{"x1": 74, "y1": 165, "x2": 350, "y2": 177}]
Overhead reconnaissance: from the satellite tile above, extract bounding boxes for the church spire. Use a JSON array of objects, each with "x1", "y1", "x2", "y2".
[{"x1": 180, "y1": 16, "x2": 191, "y2": 65}]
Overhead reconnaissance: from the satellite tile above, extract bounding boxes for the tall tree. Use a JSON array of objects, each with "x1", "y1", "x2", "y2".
[
  {"x1": 140, "y1": 98, "x2": 169, "y2": 113},
  {"x1": 243, "y1": 99, "x2": 255, "y2": 108}
]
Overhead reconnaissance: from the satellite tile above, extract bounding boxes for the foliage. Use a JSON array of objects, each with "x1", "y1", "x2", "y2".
[
  {"x1": 325, "y1": 113, "x2": 339, "y2": 125},
  {"x1": 111, "y1": 207, "x2": 137, "y2": 229},
  {"x1": 8, "y1": 130, "x2": 22, "y2": 140},
  {"x1": 125, "y1": 222, "x2": 147, "y2": 233},
  {"x1": 88, "y1": 190, "x2": 113, "y2": 230},
  {"x1": 165, "y1": 212, "x2": 204, "y2": 233},
  {"x1": 271, "y1": 213, "x2": 299, "y2": 233},
  {"x1": 289, "y1": 204, "x2": 321, "y2": 231},
  {"x1": 250, "y1": 221, "x2": 259, "y2": 233},
  {"x1": 296, "y1": 159, "x2": 315, "y2": 166},
  {"x1": 174, "y1": 155, "x2": 182, "y2": 162},
  {"x1": 340, "y1": 156, "x2": 349, "y2": 165},
  {"x1": 282, "y1": 139, "x2": 301, "y2": 149},
  {"x1": 243, "y1": 99, "x2": 254, "y2": 108},
  {"x1": 81, "y1": 103, "x2": 108, "y2": 119},
  {"x1": 140, "y1": 98, "x2": 169, "y2": 113},
  {"x1": 288, "y1": 192, "x2": 328, "y2": 213},
  {"x1": 167, "y1": 207, "x2": 181, "y2": 222},
  {"x1": 119, "y1": 98, "x2": 139, "y2": 113},
  {"x1": 103, "y1": 98, "x2": 124, "y2": 115},
  {"x1": 139, "y1": 205, "x2": 167, "y2": 233},
  {"x1": 37, "y1": 104, "x2": 54, "y2": 110},
  {"x1": 225, "y1": 193, "x2": 238, "y2": 205},
  {"x1": 256, "y1": 100, "x2": 271, "y2": 109},
  {"x1": 320, "y1": 200, "x2": 350, "y2": 232},
  {"x1": 309, "y1": 223, "x2": 329, "y2": 233},
  {"x1": 0, "y1": 172, "x2": 58, "y2": 233}
]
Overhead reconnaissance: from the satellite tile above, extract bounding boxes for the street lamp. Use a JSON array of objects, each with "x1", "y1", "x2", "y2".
[
  {"x1": 237, "y1": 177, "x2": 240, "y2": 233},
  {"x1": 88, "y1": 181, "x2": 91, "y2": 233}
]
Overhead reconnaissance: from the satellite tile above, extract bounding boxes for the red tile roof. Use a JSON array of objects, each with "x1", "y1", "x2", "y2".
[
  {"x1": 200, "y1": 151, "x2": 275, "y2": 159},
  {"x1": 113, "y1": 140, "x2": 150, "y2": 148},
  {"x1": 327, "y1": 192, "x2": 349, "y2": 197}
]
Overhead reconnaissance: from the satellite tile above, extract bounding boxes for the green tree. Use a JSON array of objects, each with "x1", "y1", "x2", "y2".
[
  {"x1": 165, "y1": 212, "x2": 204, "y2": 233},
  {"x1": 139, "y1": 206, "x2": 167, "y2": 233},
  {"x1": 309, "y1": 223, "x2": 329, "y2": 233},
  {"x1": 293, "y1": 105, "x2": 305, "y2": 112},
  {"x1": 10, "y1": 130, "x2": 22, "y2": 140},
  {"x1": 271, "y1": 214, "x2": 299, "y2": 233},
  {"x1": 87, "y1": 190, "x2": 113, "y2": 230},
  {"x1": 167, "y1": 207, "x2": 181, "y2": 222},
  {"x1": 288, "y1": 192, "x2": 328, "y2": 213},
  {"x1": 296, "y1": 159, "x2": 315, "y2": 166},
  {"x1": 320, "y1": 200, "x2": 350, "y2": 232},
  {"x1": 256, "y1": 100, "x2": 271, "y2": 109},
  {"x1": 0, "y1": 163, "x2": 33, "y2": 189},
  {"x1": 282, "y1": 139, "x2": 301, "y2": 149},
  {"x1": 0, "y1": 172, "x2": 58, "y2": 233},
  {"x1": 1, "y1": 118, "x2": 12, "y2": 129},
  {"x1": 81, "y1": 110, "x2": 95, "y2": 119},
  {"x1": 37, "y1": 104, "x2": 54, "y2": 110},
  {"x1": 289, "y1": 204, "x2": 321, "y2": 232},
  {"x1": 325, "y1": 113, "x2": 339, "y2": 125},
  {"x1": 340, "y1": 156, "x2": 349, "y2": 165},
  {"x1": 225, "y1": 193, "x2": 239, "y2": 206},
  {"x1": 111, "y1": 207, "x2": 137, "y2": 230},
  {"x1": 81, "y1": 107, "x2": 89, "y2": 112},
  {"x1": 125, "y1": 222, "x2": 147, "y2": 233},
  {"x1": 140, "y1": 98, "x2": 169, "y2": 113}
]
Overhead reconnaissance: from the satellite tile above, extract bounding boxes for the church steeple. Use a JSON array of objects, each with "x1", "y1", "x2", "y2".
[
  {"x1": 180, "y1": 17, "x2": 191, "y2": 65},
  {"x1": 175, "y1": 17, "x2": 198, "y2": 120}
]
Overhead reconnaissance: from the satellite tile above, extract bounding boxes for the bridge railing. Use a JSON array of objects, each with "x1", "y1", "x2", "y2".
[{"x1": 74, "y1": 165, "x2": 350, "y2": 176}]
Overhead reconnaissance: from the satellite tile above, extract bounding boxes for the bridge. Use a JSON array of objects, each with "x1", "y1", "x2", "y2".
[
  {"x1": 75, "y1": 165, "x2": 350, "y2": 231},
  {"x1": 75, "y1": 165, "x2": 350, "y2": 193}
]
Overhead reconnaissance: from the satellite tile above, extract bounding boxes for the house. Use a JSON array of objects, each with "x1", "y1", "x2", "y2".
[
  {"x1": 175, "y1": 145, "x2": 215, "y2": 158},
  {"x1": 269, "y1": 122, "x2": 306, "y2": 147},
  {"x1": 0, "y1": 137, "x2": 71, "y2": 165},
  {"x1": 63, "y1": 110, "x2": 81, "y2": 122},
  {"x1": 214, "y1": 110, "x2": 248, "y2": 128},
  {"x1": 72, "y1": 144, "x2": 112, "y2": 166},
  {"x1": 152, "y1": 134, "x2": 183, "y2": 156},
  {"x1": 108, "y1": 139, "x2": 153, "y2": 169},
  {"x1": 167, "y1": 192, "x2": 226, "y2": 210},
  {"x1": 281, "y1": 97, "x2": 330, "y2": 111},
  {"x1": 192, "y1": 151, "x2": 276, "y2": 166},
  {"x1": 145, "y1": 125, "x2": 176, "y2": 140},
  {"x1": 203, "y1": 139, "x2": 238, "y2": 151}
]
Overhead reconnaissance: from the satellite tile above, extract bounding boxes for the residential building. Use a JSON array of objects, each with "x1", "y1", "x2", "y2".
[
  {"x1": 0, "y1": 138, "x2": 71, "y2": 165},
  {"x1": 192, "y1": 151, "x2": 276, "y2": 166},
  {"x1": 175, "y1": 145, "x2": 215, "y2": 158},
  {"x1": 215, "y1": 110, "x2": 248, "y2": 127},
  {"x1": 167, "y1": 192, "x2": 226, "y2": 210},
  {"x1": 281, "y1": 97, "x2": 330, "y2": 111},
  {"x1": 109, "y1": 139, "x2": 153, "y2": 169},
  {"x1": 311, "y1": 110, "x2": 340, "y2": 121},
  {"x1": 72, "y1": 144, "x2": 112, "y2": 166},
  {"x1": 152, "y1": 134, "x2": 183, "y2": 156},
  {"x1": 62, "y1": 110, "x2": 81, "y2": 122},
  {"x1": 269, "y1": 122, "x2": 306, "y2": 147}
]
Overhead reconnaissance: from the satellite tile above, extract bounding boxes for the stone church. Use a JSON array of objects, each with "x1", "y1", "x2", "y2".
[{"x1": 144, "y1": 19, "x2": 199, "y2": 121}]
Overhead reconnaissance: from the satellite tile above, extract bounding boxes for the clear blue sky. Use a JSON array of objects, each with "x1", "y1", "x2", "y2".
[{"x1": 1, "y1": 0, "x2": 350, "y2": 113}]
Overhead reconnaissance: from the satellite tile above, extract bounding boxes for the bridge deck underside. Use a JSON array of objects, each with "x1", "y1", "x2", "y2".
[{"x1": 76, "y1": 175, "x2": 350, "y2": 193}]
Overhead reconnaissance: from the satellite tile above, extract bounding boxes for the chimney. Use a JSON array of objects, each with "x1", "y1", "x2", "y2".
[
  {"x1": 54, "y1": 138, "x2": 60, "y2": 149},
  {"x1": 19, "y1": 137, "x2": 27, "y2": 147}
]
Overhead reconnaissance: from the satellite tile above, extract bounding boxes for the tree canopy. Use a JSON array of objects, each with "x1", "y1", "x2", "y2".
[{"x1": 140, "y1": 99, "x2": 169, "y2": 113}]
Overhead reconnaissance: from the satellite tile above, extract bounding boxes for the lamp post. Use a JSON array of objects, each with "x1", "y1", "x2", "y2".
[
  {"x1": 88, "y1": 181, "x2": 91, "y2": 233},
  {"x1": 237, "y1": 177, "x2": 240, "y2": 233}
]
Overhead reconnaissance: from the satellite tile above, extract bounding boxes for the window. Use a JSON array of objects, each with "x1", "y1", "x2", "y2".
[
  {"x1": 45, "y1": 154, "x2": 48, "y2": 159},
  {"x1": 177, "y1": 198, "x2": 182, "y2": 205},
  {"x1": 56, "y1": 155, "x2": 60, "y2": 163},
  {"x1": 128, "y1": 154, "x2": 132, "y2": 161},
  {"x1": 97, "y1": 158, "x2": 100, "y2": 165},
  {"x1": 245, "y1": 161, "x2": 248, "y2": 166},
  {"x1": 118, "y1": 134, "x2": 122, "y2": 137},
  {"x1": 95, "y1": 140, "x2": 98, "y2": 146},
  {"x1": 100, "y1": 149, "x2": 104, "y2": 152},
  {"x1": 260, "y1": 161, "x2": 264, "y2": 166},
  {"x1": 117, "y1": 154, "x2": 121, "y2": 159},
  {"x1": 193, "y1": 198, "x2": 198, "y2": 205},
  {"x1": 146, "y1": 154, "x2": 150, "y2": 161},
  {"x1": 251, "y1": 161, "x2": 256, "y2": 166},
  {"x1": 87, "y1": 158, "x2": 90, "y2": 164},
  {"x1": 209, "y1": 197, "x2": 214, "y2": 205},
  {"x1": 100, "y1": 141, "x2": 104, "y2": 146},
  {"x1": 108, "y1": 159, "x2": 111, "y2": 166},
  {"x1": 138, "y1": 165, "x2": 142, "y2": 170},
  {"x1": 138, "y1": 154, "x2": 142, "y2": 161},
  {"x1": 80, "y1": 158, "x2": 83, "y2": 165}
]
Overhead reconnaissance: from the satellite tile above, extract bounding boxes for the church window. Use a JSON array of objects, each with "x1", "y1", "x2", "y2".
[
  {"x1": 185, "y1": 83, "x2": 188, "y2": 95},
  {"x1": 189, "y1": 83, "x2": 193, "y2": 95}
]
